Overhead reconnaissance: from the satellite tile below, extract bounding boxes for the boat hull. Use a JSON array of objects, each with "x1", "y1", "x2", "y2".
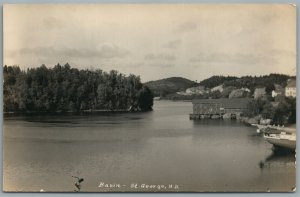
[{"x1": 264, "y1": 136, "x2": 296, "y2": 150}]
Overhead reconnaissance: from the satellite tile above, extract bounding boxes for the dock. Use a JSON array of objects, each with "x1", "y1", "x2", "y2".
[{"x1": 189, "y1": 98, "x2": 252, "y2": 120}]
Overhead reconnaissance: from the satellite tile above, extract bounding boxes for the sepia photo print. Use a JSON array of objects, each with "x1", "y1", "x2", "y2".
[{"x1": 3, "y1": 4, "x2": 296, "y2": 192}]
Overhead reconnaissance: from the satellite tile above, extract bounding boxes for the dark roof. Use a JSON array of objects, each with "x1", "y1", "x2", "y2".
[
  {"x1": 255, "y1": 87, "x2": 266, "y2": 90},
  {"x1": 192, "y1": 98, "x2": 252, "y2": 109},
  {"x1": 274, "y1": 84, "x2": 284, "y2": 91},
  {"x1": 286, "y1": 79, "x2": 296, "y2": 88}
]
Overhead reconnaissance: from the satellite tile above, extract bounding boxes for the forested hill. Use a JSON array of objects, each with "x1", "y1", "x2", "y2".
[
  {"x1": 4, "y1": 64, "x2": 154, "y2": 113},
  {"x1": 144, "y1": 77, "x2": 197, "y2": 97},
  {"x1": 199, "y1": 74, "x2": 294, "y2": 93},
  {"x1": 143, "y1": 74, "x2": 295, "y2": 100},
  {"x1": 199, "y1": 76, "x2": 238, "y2": 88}
]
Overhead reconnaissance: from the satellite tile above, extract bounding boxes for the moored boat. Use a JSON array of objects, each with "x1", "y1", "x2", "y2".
[
  {"x1": 252, "y1": 124, "x2": 296, "y2": 151},
  {"x1": 264, "y1": 131, "x2": 296, "y2": 150}
]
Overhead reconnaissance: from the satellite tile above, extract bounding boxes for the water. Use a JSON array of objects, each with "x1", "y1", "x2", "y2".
[{"x1": 3, "y1": 100, "x2": 295, "y2": 192}]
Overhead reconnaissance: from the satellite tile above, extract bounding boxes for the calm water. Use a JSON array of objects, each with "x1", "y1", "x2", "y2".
[{"x1": 3, "y1": 101, "x2": 295, "y2": 192}]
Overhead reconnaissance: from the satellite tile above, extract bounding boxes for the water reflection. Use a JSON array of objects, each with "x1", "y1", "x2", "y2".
[
  {"x1": 3, "y1": 101, "x2": 296, "y2": 192},
  {"x1": 192, "y1": 119, "x2": 240, "y2": 127},
  {"x1": 259, "y1": 148, "x2": 296, "y2": 170}
]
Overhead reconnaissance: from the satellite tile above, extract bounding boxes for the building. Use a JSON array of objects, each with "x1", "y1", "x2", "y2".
[
  {"x1": 190, "y1": 98, "x2": 252, "y2": 119},
  {"x1": 229, "y1": 88, "x2": 250, "y2": 99},
  {"x1": 272, "y1": 90, "x2": 281, "y2": 98},
  {"x1": 285, "y1": 79, "x2": 296, "y2": 98},
  {"x1": 185, "y1": 86, "x2": 205, "y2": 95},
  {"x1": 272, "y1": 84, "x2": 284, "y2": 98},
  {"x1": 254, "y1": 87, "x2": 266, "y2": 99},
  {"x1": 240, "y1": 87, "x2": 251, "y2": 92},
  {"x1": 211, "y1": 85, "x2": 224, "y2": 92}
]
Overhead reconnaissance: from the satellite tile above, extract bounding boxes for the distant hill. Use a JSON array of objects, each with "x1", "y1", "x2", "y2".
[
  {"x1": 201, "y1": 74, "x2": 293, "y2": 93},
  {"x1": 199, "y1": 76, "x2": 237, "y2": 88},
  {"x1": 144, "y1": 74, "x2": 295, "y2": 100},
  {"x1": 144, "y1": 77, "x2": 197, "y2": 97}
]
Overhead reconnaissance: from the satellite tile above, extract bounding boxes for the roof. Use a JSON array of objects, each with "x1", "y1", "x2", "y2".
[
  {"x1": 286, "y1": 79, "x2": 296, "y2": 88},
  {"x1": 192, "y1": 98, "x2": 253, "y2": 109},
  {"x1": 187, "y1": 86, "x2": 205, "y2": 91},
  {"x1": 272, "y1": 90, "x2": 282, "y2": 94},
  {"x1": 274, "y1": 84, "x2": 284, "y2": 91},
  {"x1": 255, "y1": 87, "x2": 266, "y2": 90}
]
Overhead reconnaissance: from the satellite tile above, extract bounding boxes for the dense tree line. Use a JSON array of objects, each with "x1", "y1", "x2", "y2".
[
  {"x1": 200, "y1": 74, "x2": 292, "y2": 93},
  {"x1": 199, "y1": 76, "x2": 238, "y2": 88},
  {"x1": 4, "y1": 64, "x2": 153, "y2": 113},
  {"x1": 146, "y1": 74, "x2": 293, "y2": 100},
  {"x1": 244, "y1": 97, "x2": 296, "y2": 125},
  {"x1": 145, "y1": 77, "x2": 197, "y2": 97}
]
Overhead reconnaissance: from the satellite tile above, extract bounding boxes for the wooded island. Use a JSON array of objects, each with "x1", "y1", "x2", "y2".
[{"x1": 4, "y1": 64, "x2": 154, "y2": 113}]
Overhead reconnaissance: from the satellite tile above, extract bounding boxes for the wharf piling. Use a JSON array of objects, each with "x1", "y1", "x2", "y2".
[{"x1": 189, "y1": 98, "x2": 252, "y2": 120}]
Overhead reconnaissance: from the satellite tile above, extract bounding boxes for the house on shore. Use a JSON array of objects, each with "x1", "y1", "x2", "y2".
[
  {"x1": 285, "y1": 79, "x2": 296, "y2": 98},
  {"x1": 272, "y1": 84, "x2": 284, "y2": 98},
  {"x1": 185, "y1": 86, "x2": 206, "y2": 95},
  {"x1": 211, "y1": 85, "x2": 224, "y2": 92},
  {"x1": 254, "y1": 87, "x2": 266, "y2": 99},
  {"x1": 190, "y1": 98, "x2": 252, "y2": 120}
]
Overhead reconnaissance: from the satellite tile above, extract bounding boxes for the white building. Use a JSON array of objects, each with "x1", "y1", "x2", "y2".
[
  {"x1": 211, "y1": 85, "x2": 224, "y2": 92},
  {"x1": 272, "y1": 84, "x2": 284, "y2": 98},
  {"x1": 285, "y1": 79, "x2": 296, "y2": 98},
  {"x1": 272, "y1": 90, "x2": 281, "y2": 98},
  {"x1": 185, "y1": 86, "x2": 205, "y2": 95}
]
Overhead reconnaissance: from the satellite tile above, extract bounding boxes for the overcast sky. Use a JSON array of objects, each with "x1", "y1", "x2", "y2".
[{"x1": 4, "y1": 4, "x2": 296, "y2": 82}]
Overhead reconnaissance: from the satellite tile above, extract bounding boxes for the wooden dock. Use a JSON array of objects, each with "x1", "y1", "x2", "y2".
[
  {"x1": 189, "y1": 113, "x2": 238, "y2": 120},
  {"x1": 190, "y1": 98, "x2": 251, "y2": 120}
]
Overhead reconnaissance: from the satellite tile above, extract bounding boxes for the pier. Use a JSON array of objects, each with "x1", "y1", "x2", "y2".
[{"x1": 189, "y1": 98, "x2": 252, "y2": 120}]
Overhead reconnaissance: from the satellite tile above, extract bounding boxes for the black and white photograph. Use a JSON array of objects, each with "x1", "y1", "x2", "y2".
[{"x1": 2, "y1": 3, "x2": 296, "y2": 192}]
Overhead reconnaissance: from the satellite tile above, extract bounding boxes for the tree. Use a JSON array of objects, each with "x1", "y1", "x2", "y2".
[
  {"x1": 3, "y1": 64, "x2": 154, "y2": 113},
  {"x1": 138, "y1": 86, "x2": 154, "y2": 111},
  {"x1": 261, "y1": 102, "x2": 275, "y2": 119},
  {"x1": 244, "y1": 98, "x2": 267, "y2": 117},
  {"x1": 286, "y1": 97, "x2": 296, "y2": 124},
  {"x1": 273, "y1": 101, "x2": 291, "y2": 125}
]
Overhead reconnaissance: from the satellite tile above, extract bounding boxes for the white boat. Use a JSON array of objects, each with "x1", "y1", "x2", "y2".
[
  {"x1": 252, "y1": 124, "x2": 296, "y2": 151},
  {"x1": 264, "y1": 131, "x2": 296, "y2": 150}
]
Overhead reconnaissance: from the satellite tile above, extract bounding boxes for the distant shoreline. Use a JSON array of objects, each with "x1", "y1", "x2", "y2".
[
  {"x1": 155, "y1": 99, "x2": 192, "y2": 102},
  {"x1": 3, "y1": 100, "x2": 192, "y2": 116},
  {"x1": 3, "y1": 109, "x2": 151, "y2": 116}
]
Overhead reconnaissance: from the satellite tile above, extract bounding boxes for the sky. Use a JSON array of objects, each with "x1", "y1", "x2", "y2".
[{"x1": 4, "y1": 4, "x2": 296, "y2": 82}]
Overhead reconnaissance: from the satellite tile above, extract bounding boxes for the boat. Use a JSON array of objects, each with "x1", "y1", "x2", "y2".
[
  {"x1": 252, "y1": 124, "x2": 296, "y2": 151},
  {"x1": 264, "y1": 129, "x2": 296, "y2": 151},
  {"x1": 251, "y1": 124, "x2": 268, "y2": 133}
]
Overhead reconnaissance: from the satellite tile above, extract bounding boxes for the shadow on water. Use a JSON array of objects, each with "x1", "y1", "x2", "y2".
[
  {"x1": 192, "y1": 119, "x2": 242, "y2": 127},
  {"x1": 259, "y1": 147, "x2": 295, "y2": 170},
  {"x1": 26, "y1": 120, "x2": 79, "y2": 124},
  {"x1": 4, "y1": 111, "x2": 150, "y2": 126}
]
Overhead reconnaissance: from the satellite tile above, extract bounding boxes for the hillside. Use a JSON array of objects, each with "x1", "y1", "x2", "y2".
[
  {"x1": 144, "y1": 77, "x2": 197, "y2": 97},
  {"x1": 199, "y1": 76, "x2": 237, "y2": 88},
  {"x1": 144, "y1": 73, "x2": 295, "y2": 100},
  {"x1": 200, "y1": 74, "x2": 293, "y2": 93}
]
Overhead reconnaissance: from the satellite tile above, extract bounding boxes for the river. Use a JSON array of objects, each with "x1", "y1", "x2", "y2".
[{"x1": 3, "y1": 100, "x2": 295, "y2": 192}]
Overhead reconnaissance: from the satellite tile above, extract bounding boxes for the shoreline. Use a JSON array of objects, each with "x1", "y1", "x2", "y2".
[{"x1": 3, "y1": 109, "x2": 153, "y2": 116}]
